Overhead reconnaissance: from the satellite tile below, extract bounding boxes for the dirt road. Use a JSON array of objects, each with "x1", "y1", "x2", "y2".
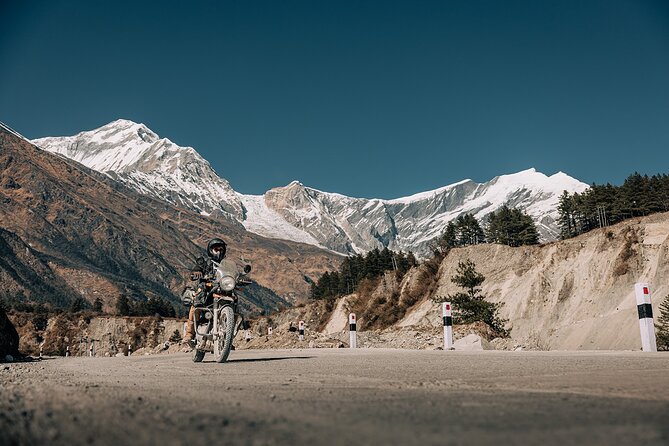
[{"x1": 1, "y1": 349, "x2": 668, "y2": 446}]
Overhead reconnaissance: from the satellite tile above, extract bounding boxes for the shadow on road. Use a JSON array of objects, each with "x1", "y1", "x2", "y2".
[{"x1": 204, "y1": 356, "x2": 314, "y2": 364}]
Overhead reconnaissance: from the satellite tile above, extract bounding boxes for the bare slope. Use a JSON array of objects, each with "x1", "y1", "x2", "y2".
[{"x1": 404, "y1": 212, "x2": 669, "y2": 350}]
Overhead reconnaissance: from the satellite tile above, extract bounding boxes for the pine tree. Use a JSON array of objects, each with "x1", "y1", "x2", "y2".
[
  {"x1": 456, "y1": 214, "x2": 486, "y2": 246},
  {"x1": 68, "y1": 296, "x2": 87, "y2": 313},
  {"x1": 655, "y1": 295, "x2": 669, "y2": 351},
  {"x1": 441, "y1": 260, "x2": 508, "y2": 337},
  {"x1": 487, "y1": 205, "x2": 539, "y2": 247},
  {"x1": 116, "y1": 295, "x2": 131, "y2": 316}
]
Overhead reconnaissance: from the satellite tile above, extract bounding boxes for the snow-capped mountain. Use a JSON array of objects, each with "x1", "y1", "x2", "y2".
[
  {"x1": 244, "y1": 169, "x2": 588, "y2": 255},
  {"x1": 34, "y1": 119, "x2": 244, "y2": 221},
  {"x1": 34, "y1": 120, "x2": 589, "y2": 256}
]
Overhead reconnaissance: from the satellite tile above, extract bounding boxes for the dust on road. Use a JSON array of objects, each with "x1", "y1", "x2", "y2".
[{"x1": 1, "y1": 349, "x2": 668, "y2": 446}]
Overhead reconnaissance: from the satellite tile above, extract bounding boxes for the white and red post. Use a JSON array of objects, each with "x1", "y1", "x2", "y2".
[
  {"x1": 634, "y1": 283, "x2": 657, "y2": 352},
  {"x1": 298, "y1": 320, "x2": 305, "y2": 341},
  {"x1": 442, "y1": 302, "x2": 453, "y2": 350},
  {"x1": 349, "y1": 313, "x2": 357, "y2": 348},
  {"x1": 268, "y1": 326, "x2": 273, "y2": 336}
]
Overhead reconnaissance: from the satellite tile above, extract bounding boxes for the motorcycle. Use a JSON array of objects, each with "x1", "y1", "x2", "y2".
[{"x1": 182, "y1": 259, "x2": 252, "y2": 363}]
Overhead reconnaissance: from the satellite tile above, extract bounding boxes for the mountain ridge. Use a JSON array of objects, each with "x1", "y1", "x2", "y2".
[{"x1": 34, "y1": 119, "x2": 589, "y2": 256}]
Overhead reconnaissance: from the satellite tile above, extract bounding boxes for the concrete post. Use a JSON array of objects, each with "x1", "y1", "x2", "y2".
[
  {"x1": 442, "y1": 302, "x2": 453, "y2": 350},
  {"x1": 349, "y1": 313, "x2": 357, "y2": 349},
  {"x1": 634, "y1": 283, "x2": 657, "y2": 352},
  {"x1": 298, "y1": 320, "x2": 305, "y2": 341}
]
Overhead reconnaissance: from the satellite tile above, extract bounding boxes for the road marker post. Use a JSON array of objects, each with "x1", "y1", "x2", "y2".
[
  {"x1": 65, "y1": 346, "x2": 70, "y2": 357},
  {"x1": 128, "y1": 343, "x2": 132, "y2": 356},
  {"x1": 39, "y1": 346, "x2": 43, "y2": 358},
  {"x1": 298, "y1": 320, "x2": 305, "y2": 341},
  {"x1": 268, "y1": 326, "x2": 273, "y2": 336},
  {"x1": 442, "y1": 302, "x2": 453, "y2": 350},
  {"x1": 349, "y1": 313, "x2": 357, "y2": 348},
  {"x1": 634, "y1": 283, "x2": 657, "y2": 352},
  {"x1": 89, "y1": 341, "x2": 94, "y2": 357}
]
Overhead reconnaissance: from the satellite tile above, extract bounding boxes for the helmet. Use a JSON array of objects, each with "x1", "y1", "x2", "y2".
[{"x1": 207, "y1": 238, "x2": 227, "y2": 262}]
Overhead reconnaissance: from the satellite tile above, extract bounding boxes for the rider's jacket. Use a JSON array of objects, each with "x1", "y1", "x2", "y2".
[
  {"x1": 184, "y1": 256, "x2": 216, "y2": 306},
  {"x1": 191, "y1": 256, "x2": 214, "y2": 277}
]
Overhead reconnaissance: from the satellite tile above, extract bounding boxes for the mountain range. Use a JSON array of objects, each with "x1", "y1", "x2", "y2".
[
  {"x1": 0, "y1": 122, "x2": 341, "y2": 312},
  {"x1": 34, "y1": 120, "x2": 589, "y2": 256}
]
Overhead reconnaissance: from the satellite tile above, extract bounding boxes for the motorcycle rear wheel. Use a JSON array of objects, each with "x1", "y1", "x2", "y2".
[{"x1": 213, "y1": 305, "x2": 235, "y2": 363}]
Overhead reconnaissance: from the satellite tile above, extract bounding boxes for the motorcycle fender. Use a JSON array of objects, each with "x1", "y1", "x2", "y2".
[{"x1": 214, "y1": 294, "x2": 235, "y2": 303}]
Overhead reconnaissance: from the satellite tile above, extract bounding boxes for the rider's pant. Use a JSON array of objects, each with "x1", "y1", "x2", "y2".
[{"x1": 185, "y1": 306, "x2": 195, "y2": 341}]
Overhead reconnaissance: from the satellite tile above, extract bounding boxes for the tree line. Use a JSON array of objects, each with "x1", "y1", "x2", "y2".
[
  {"x1": 558, "y1": 172, "x2": 669, "y2": 239},
  {"x1": 310, "y1": 248, "x2": 417, "y2": 300},
  {"x1": 438, "y1": 205, "x2": 539, "y2": 251},
  {"x1": 115, "y1": 294, "x2": 177, "y2": 317}
]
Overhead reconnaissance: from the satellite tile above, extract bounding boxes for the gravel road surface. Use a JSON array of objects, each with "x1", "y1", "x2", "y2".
[{"x1": 1, "y1": 349, "x2": 668, "y2": 446}]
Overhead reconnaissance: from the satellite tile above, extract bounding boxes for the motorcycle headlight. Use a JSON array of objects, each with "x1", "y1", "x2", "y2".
[{"x1": 219, "y1": 275, "x2": 236, "y2": 292}]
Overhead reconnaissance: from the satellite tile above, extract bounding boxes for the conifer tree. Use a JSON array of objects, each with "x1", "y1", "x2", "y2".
[
  {"x1": 441, "y1": 260, "x2": 508, "y2": 336},
  {"x1": 116, "y1": 295, "x2": 131, "y2": 316},
  {"x1": 655, "y1": 295, "x2": 669, "y2": 351},
  {"x1": 486, "y1": 205, "x2": 539, "y2": 247},
  {"x1": 68, "y1": 296, "x2": 87, "y2": 313}
]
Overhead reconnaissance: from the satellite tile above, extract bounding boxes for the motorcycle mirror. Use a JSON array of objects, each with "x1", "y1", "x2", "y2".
[{"x1": 243, "y1": 264, "x2": 252, "y2": 274}]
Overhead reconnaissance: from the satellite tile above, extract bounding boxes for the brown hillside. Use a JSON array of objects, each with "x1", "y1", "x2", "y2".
[{"x1": 0, "y1": 126, "x2": 341, "y2": 313}]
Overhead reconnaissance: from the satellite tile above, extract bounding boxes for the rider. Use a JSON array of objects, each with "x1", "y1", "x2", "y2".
[{"x1": 183, "y1": 238, "x2": 227, "y2": 346}]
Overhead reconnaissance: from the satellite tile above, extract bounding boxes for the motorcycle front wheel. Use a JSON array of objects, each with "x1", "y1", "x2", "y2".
[
  {"x1": 192, "y1": 349, "x2": 205, "y2": 363},
  {"x1": 213, "y1": 305, "x2": 235, "y2": 363}
]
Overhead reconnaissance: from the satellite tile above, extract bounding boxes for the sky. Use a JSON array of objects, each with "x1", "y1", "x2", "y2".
[{"x1": 1, "y1": 0, "x2": 668, "y2": 198}]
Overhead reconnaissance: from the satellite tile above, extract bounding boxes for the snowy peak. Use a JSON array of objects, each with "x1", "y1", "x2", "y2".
[{"x1": 33, "y1": 119, "x2": 244, "y2": 220}]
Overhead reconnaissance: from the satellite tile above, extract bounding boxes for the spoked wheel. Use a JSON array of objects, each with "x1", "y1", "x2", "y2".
[{"x1": 213, "y1": 306, "x2": 235, "y2": 363}]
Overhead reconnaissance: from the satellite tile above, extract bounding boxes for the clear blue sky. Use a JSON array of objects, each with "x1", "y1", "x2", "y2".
[{"x1": 1, "y1": 0, "x2": 668, "y2": 198}]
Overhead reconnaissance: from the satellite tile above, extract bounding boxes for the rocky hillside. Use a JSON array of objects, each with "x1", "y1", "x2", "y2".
[
  {"x1": 248, "y1": 211, "x2": 669, "y2": 350},
  {"x1": 0, "y1": 124, "x2": 342, "y2": 314},
  {"x1": 7, "y1": 310, "x2": 187, "y2": 357},
  {"x1": 0, "y1": 308, "x2": 20, "y2": 359}
]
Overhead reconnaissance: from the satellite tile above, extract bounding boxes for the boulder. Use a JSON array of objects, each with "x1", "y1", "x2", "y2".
[
  {"x1": 453, "y1": 334, "x2": 493, "y2": 351},
  {"x1": 0, "y1": 308, "x2": 20, "y2": 358}
]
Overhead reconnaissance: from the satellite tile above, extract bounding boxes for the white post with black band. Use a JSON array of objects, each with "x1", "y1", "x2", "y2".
[
  {"x1": 442, "y1": 302, "x2": 453, "y2": 350},
  {"x1": 349, "y1": 313, "x2": 357, "y2": 348},
  {"x1": 634, "y1": 283, "x2": 657, "y2": 352},
  {"x1": 298, "y1": 320, "x2": 305, "y2": 341}
]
